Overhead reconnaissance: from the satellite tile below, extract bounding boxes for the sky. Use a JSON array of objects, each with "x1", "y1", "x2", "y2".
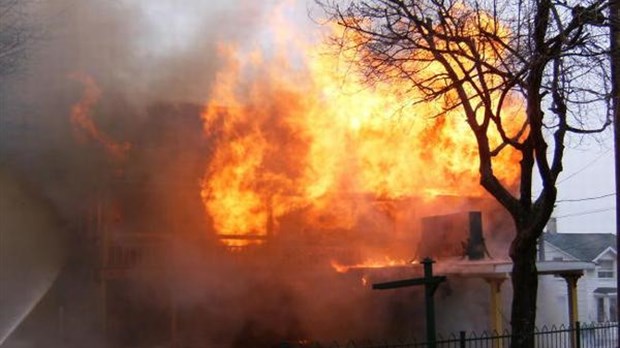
[{"x1": 551, "y1": 140, "x2": 616, "y2": 234}]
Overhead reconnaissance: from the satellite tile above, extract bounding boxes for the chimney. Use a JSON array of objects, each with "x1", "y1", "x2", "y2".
[
  {"x1": 545, "y1": 217, "x2": 557, "y2": 234},
  {"x1": 538, "y1": 217, "x2": 557, "y2": 261},
  {"x1": 467, "y1": 211, "x2": 485, "y2": 260}
]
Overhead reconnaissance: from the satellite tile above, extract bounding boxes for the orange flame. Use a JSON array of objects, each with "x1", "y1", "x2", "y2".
[
  {"x1": 200, "y1": 4, "x2": 523, "y2": 248},
  {"x1": 330, "y1": 258, "x2": 411, "y2": 273},
  {"x1": 69, "y1": 73, "x2": 131, "y2": 162}
]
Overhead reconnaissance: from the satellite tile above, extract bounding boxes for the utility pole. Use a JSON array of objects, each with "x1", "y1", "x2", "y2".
[{"x1": 610, "y1": 0, "x2": 619, "y2": 326}]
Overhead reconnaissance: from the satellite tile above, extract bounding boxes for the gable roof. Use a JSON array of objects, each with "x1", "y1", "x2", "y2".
[
  {"x1": 592, "y1": 246, "x2": 617, "y2": 263},
  {"x1": 543, "y1": 233, "x2": 616, "y2": 262}
]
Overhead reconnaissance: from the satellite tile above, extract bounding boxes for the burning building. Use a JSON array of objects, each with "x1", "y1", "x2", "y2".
[{"x1": 0, "y1": 1, "x2": 572, "y2": 348}]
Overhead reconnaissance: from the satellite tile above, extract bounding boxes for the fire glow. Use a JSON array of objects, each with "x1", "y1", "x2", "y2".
[
  {"x1": 330, "y1": 258, "x2": 412, "y2": 273},
  {"x1": 200, "y1": 4, "x2": 524, "y2": 248},
  {"x1": 70, "y1": 73, "x2": 131, "y2": 162}
]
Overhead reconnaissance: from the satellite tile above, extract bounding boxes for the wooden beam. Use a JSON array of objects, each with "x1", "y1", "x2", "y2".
[
  {"x1": 217, "y1": 234, "x2": 268, "y2": 240},
  {"x1": 372, "y1": 276, "x2": 447, "y2": 290}
]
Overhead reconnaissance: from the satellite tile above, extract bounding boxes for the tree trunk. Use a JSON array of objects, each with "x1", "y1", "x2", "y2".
[{"x1": 509, "y1": 232, "x2": 539, "y2": 348}]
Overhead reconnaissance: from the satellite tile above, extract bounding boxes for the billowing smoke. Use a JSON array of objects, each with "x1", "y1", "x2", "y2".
[{"x1": 0, "y1": 1, "x2": 516, "y2": 347}]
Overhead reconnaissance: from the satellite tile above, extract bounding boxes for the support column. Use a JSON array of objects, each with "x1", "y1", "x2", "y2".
[
  {"x1": 485, "y1": 277, "x2": 506, "y2": 334},
  {"x1": 372, "y1": 258, "x2": 446, "y2": 348},
  {"x1": 170, "y1": 293, "x2": 178, "y2": 348},
  {"x1": 560, "y1": 273, "x2": 582, "y2": 325},
  {"x1": 100, "y1": 279, "x2": 109, "y2": 336},
  {"x1": 485, "y1": 277, "x2": 506, "y2": 348},
  {"x1": 560, "y1": 272, "x2": 583, "y2": 348},
  {"x1": 422, "y1": 258, "x2": 437, "y2": 348},
  {"x1": 98, "y1": 198, "x2": 109, "y2": 334}
]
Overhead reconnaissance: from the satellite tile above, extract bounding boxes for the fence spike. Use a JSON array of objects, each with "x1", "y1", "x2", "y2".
[{"x1": 294, "y1": 321, "x2": 616, "y2": 348}]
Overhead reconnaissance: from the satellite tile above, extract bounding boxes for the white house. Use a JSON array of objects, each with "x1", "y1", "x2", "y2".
[{"x1": 537, "y1": 224, "x2": 617, "y2": 325}]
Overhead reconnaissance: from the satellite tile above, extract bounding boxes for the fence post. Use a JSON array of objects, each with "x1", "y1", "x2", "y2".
[
  {"x1": 574, "y1": 321, "x2": 581, "y2": 348},
  {"x1": 459, "y1": 331, "x2": 466, "y2": 348}
]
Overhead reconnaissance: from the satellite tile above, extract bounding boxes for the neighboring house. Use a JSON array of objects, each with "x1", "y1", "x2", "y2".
[{"x1": 537, "y1": 223, "x2": 617, "y2": 325}]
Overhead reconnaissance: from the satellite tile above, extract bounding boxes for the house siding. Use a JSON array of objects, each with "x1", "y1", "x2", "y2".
[
  {"x1": 537, "y1": 242, "x2": 588, "y2": 325},
  {"x1": 537, "y1": 239, "x2": 617, "y2": 326}
]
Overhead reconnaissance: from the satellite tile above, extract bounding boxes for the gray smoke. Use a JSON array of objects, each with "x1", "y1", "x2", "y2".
[
  {"x1": 1, "y1": 1, "x2": 415, "y2": 346},
  {"x1": 0, "y1": 1, "x2": 515, "y2": 347}
]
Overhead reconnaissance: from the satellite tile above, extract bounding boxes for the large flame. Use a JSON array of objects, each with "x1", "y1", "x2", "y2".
[{"x1": 200, "y1": 4, "x2": 523, "y2": 248}]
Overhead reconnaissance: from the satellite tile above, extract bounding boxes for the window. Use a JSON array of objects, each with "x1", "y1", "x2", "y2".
[
  {"x1": 597, "y1": 260, "x2": 614, "y2": 278},
  {"x1": 597, "y1": 298, "x2": 606, "y2": 322},
  {"x1": 596, "y1": 296, "x2": 618, "y2": 322}
]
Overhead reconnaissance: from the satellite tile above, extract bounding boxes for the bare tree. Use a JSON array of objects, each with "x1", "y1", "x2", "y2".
[
  {"x1": 0, "y1": 0, "x2": 33, "y2": 77},
  {"x1": 318, "y1": 0, "x2": 612, "y2": 346}
]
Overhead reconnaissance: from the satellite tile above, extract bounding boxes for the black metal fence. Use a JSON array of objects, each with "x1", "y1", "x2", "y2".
[{"x1": 284, "y1": 322, "x2": 618, "y2": 348}]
